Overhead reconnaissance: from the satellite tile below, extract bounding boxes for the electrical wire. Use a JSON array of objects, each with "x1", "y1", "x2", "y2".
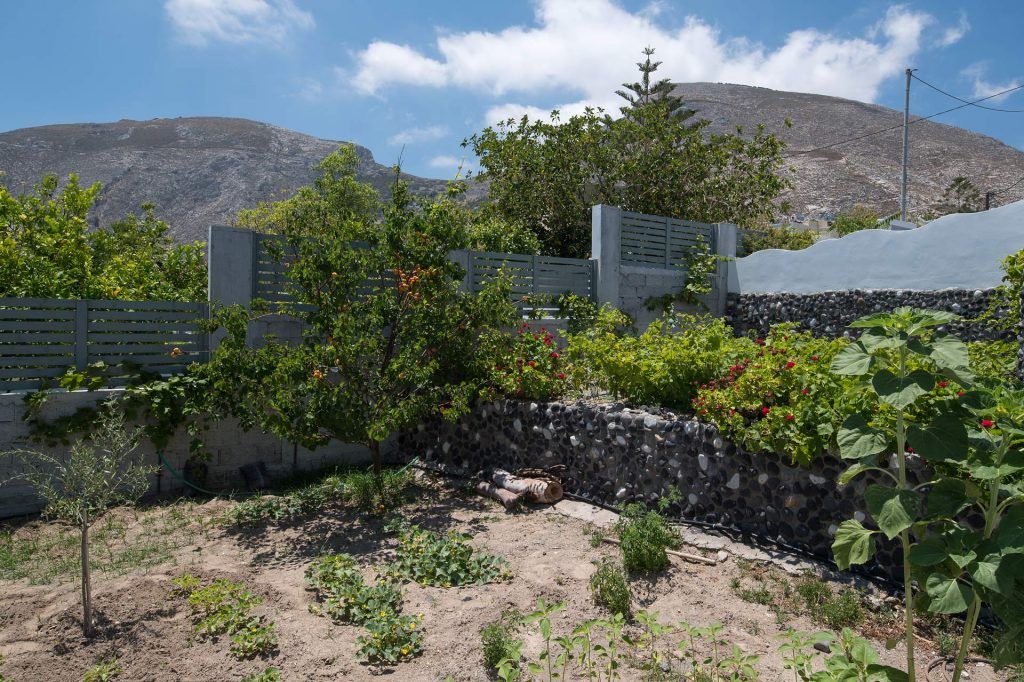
[
  {"x1": 993, "y1": 173, "x2": 1024, "y2": 196},
  {"x1": 911, "y1": 74, "x2": 1024, "y2": 113}
]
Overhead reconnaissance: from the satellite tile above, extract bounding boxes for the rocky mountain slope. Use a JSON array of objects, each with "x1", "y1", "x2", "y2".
[
  {"x1": 673, "y1": 83, "x2": 1024, "y2": 219},
  {"x1": 2, "y1": 84, "x2": 1023, "y2": 242},
  {"x1": 0, "y1": 117, "x2": 474, "y2": 243}
]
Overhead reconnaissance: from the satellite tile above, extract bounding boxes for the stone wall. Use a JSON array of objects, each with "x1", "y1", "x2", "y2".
[
  {"x1": 727, "y1": 288, "x2": 1010, "y2": 342},
  {"x1": 0, "y1": 388, "x2": 371, "y2": 518},
  {"x1": 399, "y1": 399, "x2": 948, "y2": 580}
]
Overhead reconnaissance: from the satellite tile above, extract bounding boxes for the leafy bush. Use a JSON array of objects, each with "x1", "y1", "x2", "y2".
[
  {"x1": 694, "y1": 325, "x2": 849, "y2": 465},
  {"x1": 174, "y1": 575, "x2": 277, "y2": 660},
  {"x1": 385, "y1": 521, "x2": 512, "y2": 587},
  {"x1": 742, "y1": 225, "x2": 817, "y2": 253},
  {"x1": 480, "y1": 609, "x2": 523, "y2": 674},
  {"x1": 342, "y1": 467, "x2": 412, "y2": 513},
  {"x1": 483, "y1": 323, "x2": 568, "y2": 400},
  {"x1": 589, "y1": 560, "x2": 631, "y2": 616},
  {"x1": 968, "y1": 339, "x2": 1018, "y2": 383},
  {"x1": 567, "y1": 312, "x2": 746, "y2": 408},
  {"x1": 305, "y1": 554, "x2": 402, "y2": 624},
  {"x1": 241, "y1": 668, "x2": 280, "y2": 682},
  {"x1": 616, "y1": 504, "x2": 679, "y2": 573},
  {"x1": 82, "y1": 658, "x2": 122, "y2": 682},
  {"x1": 831, "y1": 205, "x2": 881, "y2": 237},
  {"x1": 795, "y1": 578, "x2": 863, "y2": 630},
  {"x1": 356, "y1": 612, "x2": 424, "y2": 664}
]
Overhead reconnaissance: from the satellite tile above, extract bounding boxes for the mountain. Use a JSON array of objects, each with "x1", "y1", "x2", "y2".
[
  {"x1": 0, "y1": 117, "x2": 479, "y2": 243},
  {"x1": 673, "y1": 83, "x2": 1024, "y2": 220},
  {"x1": 2, "y1": 84, "x2": 1024, "y2": 241}
]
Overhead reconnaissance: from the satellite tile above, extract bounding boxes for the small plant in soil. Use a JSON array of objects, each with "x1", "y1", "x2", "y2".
[
  {"x1": 82, "y1": 657, "x2": 123, "y2": 682},
  {"x1": 305, "y1": 554, "x2": 402, "y2": 624},
  {"x1": 173, "y1": 575, "x2": 278, "y2": 660},
  {"x1": 481, "y1": 609, "x2": 524, "y2": 676},
  {"x1": 616, "y1": 504, "x2": 680, "y2": 573},
  {"x1": 241, "y1": 668, "x2": 281, "y2": 682},
  {"x1": 0, "y1": 654, "x2": 9, "y2": 682},
  {"x1": 385, "y1": 521, "x2": 512, "y2": 587},
  {"x1": 356, "y1": 612, "x2": 424, "y2": 665},
  {"x1": 589, "y1": 560, "x2": 631, "y2": 617},
  {"x1": 0, "y1": 403, "x2": 155, "y2": 637}
]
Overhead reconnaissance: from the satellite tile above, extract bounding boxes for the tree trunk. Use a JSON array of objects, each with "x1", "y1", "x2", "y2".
[
  {"x1": 369, "y1": 440, "x2": 382, "y2": 478},
  {"x1": 80, "y1": 512, "x2": 94, "y2": 638}
]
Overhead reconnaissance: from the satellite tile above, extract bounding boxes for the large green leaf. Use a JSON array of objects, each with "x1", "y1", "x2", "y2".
[
  {"x1": 831, "y1": 342, "x2": 874, "y2": 376},
  {"x1": 997, "y1": 506, "x2": 1024, "y2": 554},
  {"x1": 872, "y1": 369, "x2": 933, "y2": 409},
  {"x1": 909, "y1": 537, "x2": 947, "y2": 567},
  {"x1": 865, "y1": 485, "x2": 920, "y2": 539},
  {"x1": 906, "y1": 418, "x2": 967, "y2": 463},
  {"x1": 838, "y1": 462, "x2": 875, "y2": 485},
  {"x1": 864, "y1": 665, "x2": 910, "y2": 682},
  {"x1": 848, "y1": 312, "x2": 899, "y2": 329},
  {"x1": 971, "y1": 553, "x2": 1015, "y2": 596},
  {"x1": 859, "y1": 329, "x2": 904, "y2": 351},
  {"x1": 925, "y1": 573, "x2": 973, "y2": 614},
  {"x1": 906, "y1": 309, "x2": 958, "y2": 334},
  {"x1": 908, "y1": 334, "x2": 969, "y2": 373},
  {"x1": 926, "y1": 479, "x2": 971, "y2": 519},
  {"x1": 837, "y1": 414, "x2": 889, "y2": 460},
  {"x1": 832, "y1": 520, "x2": 876, "y2": 570}
]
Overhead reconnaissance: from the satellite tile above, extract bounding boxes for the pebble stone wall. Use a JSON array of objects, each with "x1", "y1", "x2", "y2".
[
  {"x1": 727, "y1": 288, "x2": 1009, "y2": 342},
  {"x1": 400, "y1": 399, "x2": 952, "y2": 580}
]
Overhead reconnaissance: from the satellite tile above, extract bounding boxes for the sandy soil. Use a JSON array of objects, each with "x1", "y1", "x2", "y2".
[{"x1": 0, "y1": 476, "x2": 1009, "y2": 681}]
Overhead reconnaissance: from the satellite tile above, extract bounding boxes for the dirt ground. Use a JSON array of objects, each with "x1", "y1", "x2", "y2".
[{"x1": 0, "y1": 474, "x2": 1010, "y2": 681}]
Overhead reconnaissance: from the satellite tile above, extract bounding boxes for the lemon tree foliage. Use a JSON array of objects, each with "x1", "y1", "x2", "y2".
[
  {"x1": 0, "y1": 173, "x2": 206, "y2": 300},
  {"x1": 829, "y1": 308, "x2": 1024, "y2": 681},
  {"x1": 464, "y1": 48, "x2": 790, "y2": 258}
]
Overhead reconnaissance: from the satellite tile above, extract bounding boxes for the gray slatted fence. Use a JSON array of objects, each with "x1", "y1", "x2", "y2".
[
  {"x1": 620, "y1": 211, "x2": 715, "y2": 269},
  {"x1": 254, "y1": 232, "x2": 297, "y2": 304},
  {"x1": 0, "y1": 298, "x2": 208, "y2": 392},
  {"x1": 466, "y1": 251, "x2": 595, "y2": 314}
]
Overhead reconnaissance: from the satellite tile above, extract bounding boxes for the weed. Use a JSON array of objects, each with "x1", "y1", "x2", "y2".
[
  {"x1": 356, "y1": 612, "x2": 424, "y2": 664},
  {"x1": 230, "y1": 618, "x2": 279, "y2": 659},
  {"x1": 241, "y1": 668, "x2": 281, "y2": 682},
  {"x1": 343, "y1": 467, "x2": 412, "y2": 513},
  {"x1": 385, "y1": 521, "x2": 512, "y2": 587},
  {"x1": 590, "y1": 560, "x2": 631, "y2": 617},
  {"x1": 173, "y1": 575, "x2": 277, "y2": 661},
  {"x1": 305, "y1": 554, "x2": 402, "y2": 625},
  {"x1": 82, "y1": 658, "x2": 122, "y2": 682},
  {"x1": 481, "y1": 610, "x2": 524, "y2": 674},
  {"x1": 617, "y1": 504, "x2": 679, "y2": 573},
  {"x1": 0, "y1": 654, "x2": 8, "y2": 682}
]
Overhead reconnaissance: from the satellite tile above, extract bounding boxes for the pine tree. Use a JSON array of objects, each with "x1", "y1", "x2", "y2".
[
  {"x1": 936, "y1": 176, "x2": 983, "y2": 215},
  {"x1": 615, "y1": 47, "x2": 695, "y2": 123}
]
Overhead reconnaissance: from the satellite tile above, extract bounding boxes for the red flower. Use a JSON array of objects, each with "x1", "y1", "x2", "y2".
[
  {"x1": 785, "y1": 361, "x2": 796, "y2": 369},
  {"x1": 550, "y1": 351, "x2": 559, "y2": 359},
  {"x1": 785, "y1": 414, "x2": 795, "y2": 421},
  {"x1": 810, "y1": 355, "x2": 819, "y2": 362},
  {"x1": 755, "y1": 338, "x2": 765, "y2": 345},
  {"x1": 556, "y1": 372, "x2": 566, "y2": 380},
  {"x1": 761, "y1": 407, "x2": 771, "y2": 416},
  {"x1": 800, "y1": 388, "x2": 810, "y2": 395},
  {"x1": 528, "y1": 361, "x2": 536, "y2": 368},
  {"x1": 937, "y1": 380, "x2": 949, "y2": 389},
  {"x1": 905, "y1": 445, "x2": 915, "y2": 453},
  {"x1": 957, "y1": 390, "x2": 965, "y2": 397},
  {"x1": 981, "y1": 419, "x2": 995, "y2": 429}
]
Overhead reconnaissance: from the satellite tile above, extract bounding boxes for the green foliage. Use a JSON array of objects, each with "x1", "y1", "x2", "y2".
[
  {"x1": 480, "y1": 609, "x2": 524, "y2": 674},
  {"x1": 645, "y1": 234, "x2": 721, "y2": 310},
  {"x1": 356, "y1": 612, "x2": 424, "y2": 665},
  {"x1": 589, "y1": 559, "x2": 631, "y2": 617},
  {"x1": 831, "y1": 206, "x2": 882, "y2": 237},
  {"x1": 616, "y1": 504, "x2": 680, "y2": 573},
  {"x1": 385, "y1": 521, "x2": 512, "y2": 587},
  {"x1": 341, "y1": 467, "x2": 413, "y2": 513},
  {"x1": 567, "y1": 311, "x2": 743, "y2": 408},
  {"x1": 935, "y1": 176, "x2": 983, "y2": 216},
  {"x1": 241, "y1": 668, "x2": 281, "y2": 682},
  {"x1": 0, "y1": 173, "x2": 206, "y2": 300},
  {"x1": 742, "y1": 225, "x2": 818, "y2": 253},
  {"x1": 983, "y1": 248, "x2": 1024, "y2": 333},
  {"x1": 467, "y1": 211, "x2": 541, "y2": 255},
  {"x1": 464, "y1": 48, "x2": 789, "y2": 258},
  {"x1": 695, "y1": 326, "x2": 849, "y2": 465},
  {"x1": 482, "y1": 323, "x2": 568, "y2": 400},
  {"x1": 968, "y1": 340, "x2": 1019, "y2": 383},
  {"x1": 794, "y1": 578, "x2": 864, "y2": 630},
  {"x1": 175, "y1": 575, "x2": 278, "y2": 660},
  {"x1": 305, "y1": 554, "x2": 403, "y2": 625},
  {"x1": 82, "y1": 658, "x2": 122, "y2": 682}
]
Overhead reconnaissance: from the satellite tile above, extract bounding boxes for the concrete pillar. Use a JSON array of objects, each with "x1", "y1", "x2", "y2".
[
  {"x1": 708, "y1": 223, "x2": 737, "y2": 316},
  {"x1": 591, "y1": 205, "x2": 622, "y2": 309},
  {"x1": 447, "y1": 249, "x2": 473, "y2": 293},
  {"x1": 207, "y1": 225, "x2": 256, "y2": 349}
]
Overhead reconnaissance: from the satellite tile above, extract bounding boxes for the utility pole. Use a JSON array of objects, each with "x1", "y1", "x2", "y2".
[
  {"x1": 985, "y1": 191, "x2": 995, "y2": 210},
  {"x1": 900, "y1": 68, "x2": 915, "y2": 222}
]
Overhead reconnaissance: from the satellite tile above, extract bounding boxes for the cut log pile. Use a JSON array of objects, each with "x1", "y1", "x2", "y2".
[{"x1": 474, "y1": 467, "x2": 564, "y2": 511}]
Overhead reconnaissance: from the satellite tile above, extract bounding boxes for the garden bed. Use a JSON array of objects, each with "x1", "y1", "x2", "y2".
[{"x1": 0, "y1": 472, "x2": 1006, "y2": 681}]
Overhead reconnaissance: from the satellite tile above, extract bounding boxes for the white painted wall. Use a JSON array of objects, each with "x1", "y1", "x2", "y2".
[{"x1": 729, "y1": 200, "x2": 1024, "y2": 294}]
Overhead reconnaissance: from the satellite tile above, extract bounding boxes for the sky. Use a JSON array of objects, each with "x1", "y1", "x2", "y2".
[{"x1": 2, "y1": 0, "x2": 1023, "y2": 179}]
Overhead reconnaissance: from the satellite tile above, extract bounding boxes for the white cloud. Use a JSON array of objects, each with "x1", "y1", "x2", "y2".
[
  {"x1": 164, "y1": 0, "x2": 314, "y2": 47},
  {"x1": 428, "y1": 155, "x2": 474, "y2": 172},
  {"x1": 388, "y1": 125, "x2": 449, "y2": 146},
  {"x1": 937, "y1": 11, "x2": 969, "y2": 47},
  {"x1": 962, "y1": 63, "x2": 1021, "y2": 102},
  {"x1": 348, "y1": 0, "x2": 958, "y2": 123}
]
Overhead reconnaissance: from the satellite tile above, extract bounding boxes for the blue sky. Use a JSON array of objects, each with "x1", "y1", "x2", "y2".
[{"x1": 3, "y1": 1, "x2": 1022, "y2": 179}]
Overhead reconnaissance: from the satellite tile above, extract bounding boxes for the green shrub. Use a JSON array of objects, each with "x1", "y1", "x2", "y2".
[
  {"x1": 305, "y1": 554, "x2": 403, "y2": 624},
  {"x1": 589, "y1": 560, "x2": 631, "y2": 616},
  {"x1": 968, "y1": 339, "x2": 1018, "y2": 383},
  {"x1": 356, "y1": 612, "x2": 424, "y2": 664},
  {"x1": 82, "y1": 658, "x2": 122, "y2": 682},
  {"x1": 342, "y1": 467, "x2": 412, "y2": 513},
  {"x1": 173, "y1": 575, "x2": 277, "y2": 661},
  {"x1": 482, "y1": 323, "x2": 569, "y2": 400},
  {"x1": 617, "y1": 504, "x2": 679, "y2": 573},
  {"x1": 742, "y1": 225, "x2": 817, "y2": 253},
  {"x1": 241, "y1": 668, "x2": 281, "y2": 682},
  {"x1": 795, "y1": 578, "x2": 864, "y2": 630},
  {"x1": 567, "y1": 311, "x2": 748, "y2": 408},
  {"x1": 229, "y1": 618, "x2": 279, "y2": 659},
  {"x1": 386, "y1": 522, "x2": 512, "y2": 587},
  {"x1": 480, "y1": 609, "x2": 523, "y2": 673}
]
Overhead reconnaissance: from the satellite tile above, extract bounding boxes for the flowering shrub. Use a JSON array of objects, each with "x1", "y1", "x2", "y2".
[
  {"x1": 483, "y1": 322, "x2": 568, "y2": 400},
  {"x1": 567, "y1": 311, "x2": 749, "y2": 409},
  {"x1": 694, "y1": 326, "x2": 848, "y2": 465}
]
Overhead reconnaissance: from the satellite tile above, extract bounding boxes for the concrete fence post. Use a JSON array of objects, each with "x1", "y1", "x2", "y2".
[
  {"x1": 709, "y1": 223, "x2": 737, "y2": 317},
  {"x1": 447, "y1": 249, "x2": 472, "y2": 293},
  {"x1": 591, "y1": 205, "x2": 622, "y2": 309},
  {"x1": 208, "y1": 225, "x2": 256, "y2": 350}
]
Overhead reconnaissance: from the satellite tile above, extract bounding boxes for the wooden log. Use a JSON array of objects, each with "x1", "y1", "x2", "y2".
[
  {"x1": 475, "y1": 481, "x2": 523, "y2": 511},
  {"x1": 492, "y1": 469, "x2": 563, "y2": 504}
]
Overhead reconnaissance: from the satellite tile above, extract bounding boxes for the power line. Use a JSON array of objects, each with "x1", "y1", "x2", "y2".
[
  {"x1": 993, "y1": 173, "x2": 1024, "y2": 196},
  {"x1": 911, "y1": 74, "x2": 1024, "y2": 113},
  {"x1": 787, "y1": 81, "x2": 1024, "y2": 156}
]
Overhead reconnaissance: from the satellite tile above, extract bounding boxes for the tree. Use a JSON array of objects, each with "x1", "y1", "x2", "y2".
[
  {"x1": 742, "y1": 225, "x2": 817, "y2": 253},
  {"x1": 464, "y1": 48, "x2": 790, "y2": 258},
  {"x1": 0, "y1": 174, "x2": 206, "y2": 301},
  {"x1": 936, "y1": 176, "x2": 983, "y2": 215},
  {"x1": 831, "y1": 205, "x2": 881, "y2": 237},
  {"x1": 214, "y1": 178, "x2": 516, "y2": 478},
  {"x1": 1, "y1": 404, "x2": 155, "y2": 637}
]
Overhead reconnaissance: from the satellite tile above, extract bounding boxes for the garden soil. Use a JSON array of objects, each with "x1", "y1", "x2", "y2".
[{"x1": 0, "y1": 475, "x2": 1008, "y2": 681}]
